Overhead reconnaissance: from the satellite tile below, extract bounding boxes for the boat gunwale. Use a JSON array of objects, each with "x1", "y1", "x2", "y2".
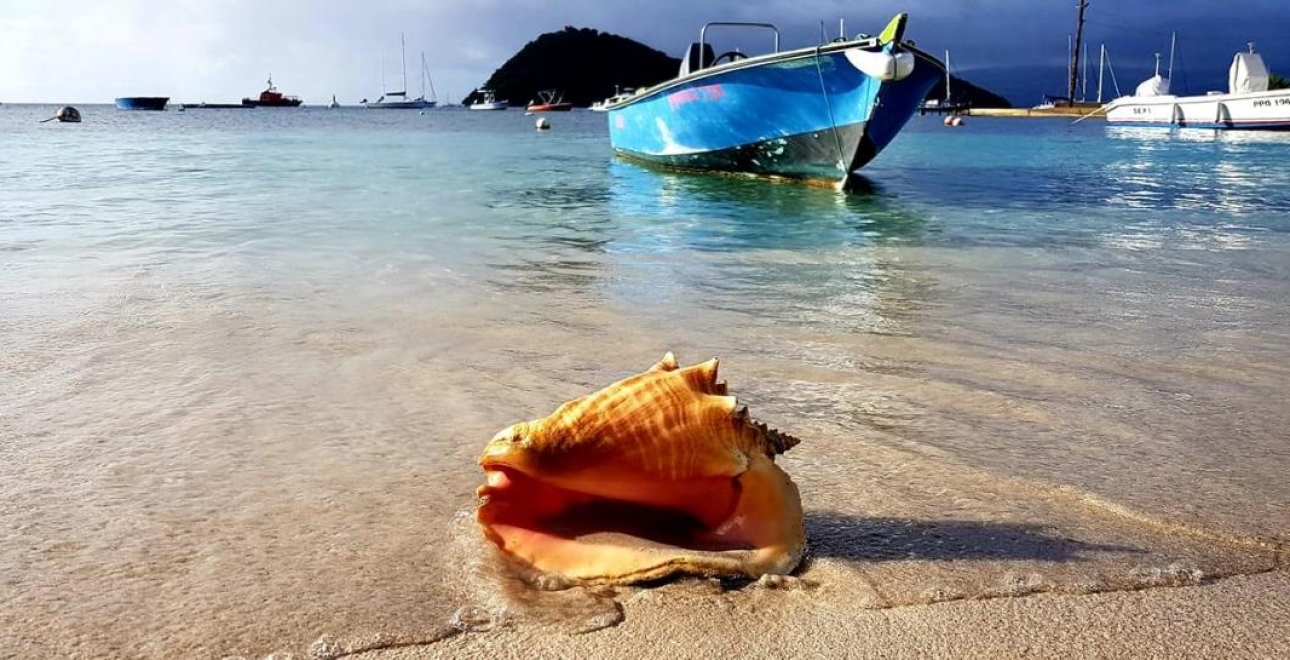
[{"x1": 606, "y1": 39, "x2": 941, "y2": 111}]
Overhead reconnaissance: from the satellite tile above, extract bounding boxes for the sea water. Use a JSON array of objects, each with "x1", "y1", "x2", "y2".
[{"x1": 1, "y1": 105, "x2": 1288, "y2": 657}]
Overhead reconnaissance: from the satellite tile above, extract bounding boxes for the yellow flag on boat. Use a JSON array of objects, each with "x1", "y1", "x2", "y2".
[{"x1": 877, "y1": 13, "x2": 908, "y2": 47}]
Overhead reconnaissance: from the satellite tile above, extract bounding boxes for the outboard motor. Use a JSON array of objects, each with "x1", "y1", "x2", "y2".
[{"x1": 680, "y1": 42, "x2": 716, "y2": 77}]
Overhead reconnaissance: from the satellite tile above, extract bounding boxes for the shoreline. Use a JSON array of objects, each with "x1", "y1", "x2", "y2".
[
  {"x1": 967, "y1": 106, "x2": 1106, "y2": 119},
  {"x1": 351, "y1": 570, "x2": 1290, "y2": 659}
]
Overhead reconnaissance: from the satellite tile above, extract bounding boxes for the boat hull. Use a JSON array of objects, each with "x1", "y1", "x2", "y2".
[
  {"x1": 470, "y1": 102, "x2": 508, "y2": 111},
  {"x1": 364, "y1": 99, "x2": 436, "y2": 109},
  {"x1": 607, "y1": 43, "x2": 941, "y2": 184},
  {"x1": 527, "y1": 103, "x2": 573, "y2": 112},
  {"x1": 242, "y1": 99, "x2": 304, "y2": 108},
  {"x1": 1105, "y1": 89, "x2": 1290, "y2": 129},
  {"x1": 115, "y1": 97, "x2": 169, "y2": 111}
]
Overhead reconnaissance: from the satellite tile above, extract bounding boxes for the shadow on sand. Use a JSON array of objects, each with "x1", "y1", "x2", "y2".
[{"x1": 805, "y1": 511, "x2": 1142, "y2": 564}]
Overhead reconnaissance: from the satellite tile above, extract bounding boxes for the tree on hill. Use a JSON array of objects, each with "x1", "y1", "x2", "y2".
[
  {"x1": 463, "y1": 27, "x2": 680, "y2": 107},
  {"x1": 1270, "y1": 72, "x2": 1289, "y2": 90}
]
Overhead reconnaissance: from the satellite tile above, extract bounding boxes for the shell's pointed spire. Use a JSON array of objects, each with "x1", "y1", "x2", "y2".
[
  {"x1": 649, "y1": 351, "x2": 679, "y2": 372},
  {"x1": 680, "y1": 357, "x2": 722, "y2": 393}
]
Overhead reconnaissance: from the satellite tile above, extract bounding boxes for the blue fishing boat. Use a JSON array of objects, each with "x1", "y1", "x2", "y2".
[
  {"x1": 607, "y1": 14, "x2": 942, "y2": 187},
  {"x1": 115, "y1": 97, "x2": 169, "y2": 111}
]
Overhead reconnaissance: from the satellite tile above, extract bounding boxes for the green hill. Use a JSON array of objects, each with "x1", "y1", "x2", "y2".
[
  {"x1": 924, "y1": 75, "x2": 1013, "y2": 109},
  {"x1": 463, "y1": 27, "x2": 680, "y2": 107},
  {"x1": 465, "y1": 27, "x2": 1012, "y2": 110}
]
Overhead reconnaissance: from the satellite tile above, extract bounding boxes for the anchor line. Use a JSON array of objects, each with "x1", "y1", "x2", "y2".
[{"x1": 813, "y1": 46, "x2": 847, "y2": 175}]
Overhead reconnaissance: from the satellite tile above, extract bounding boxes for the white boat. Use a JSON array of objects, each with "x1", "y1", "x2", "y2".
[
  {"x1": 328, "y1": 95, "x2": 340, "y2": 109},
  {"x1": 363, "y1": 34, "x2": 437, "y2": 110},
  {"x1": 590, "y1": 86, "x2": 635, "y2": 112},
  {"x1": 1104, "y1": 42, "x2": 1290, "y2": 130},
  {"x1": 470, "y1": 88, "x2": 507, "y2": 110}
]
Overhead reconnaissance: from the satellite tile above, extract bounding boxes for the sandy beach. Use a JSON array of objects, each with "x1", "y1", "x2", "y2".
[{"x1": 352, "y1": 571, "x2": 1290, "y2": 660}]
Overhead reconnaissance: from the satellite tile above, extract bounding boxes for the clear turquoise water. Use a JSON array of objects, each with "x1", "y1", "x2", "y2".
[{"x1": 2, "y1": 105, "x2": 1288, "y2": 656}]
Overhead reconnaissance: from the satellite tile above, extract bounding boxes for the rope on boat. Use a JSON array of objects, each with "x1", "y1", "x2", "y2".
[
  {"x1": 1070, "y1": 105, "x2": 1109, "y2": 125},
  {"x1": 813, "y1": 46, "x2": 847, "y2": 173}
]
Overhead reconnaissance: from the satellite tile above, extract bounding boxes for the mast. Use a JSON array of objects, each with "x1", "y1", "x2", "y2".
[
  {"x1": 1067, "y1": 0, "x2": 1088, "y2": 104},
  {"x1": 421, "y1": 52, "x2": 437, "y2": 102},
  {"x1": 1081, "y1": 41, "x2": 1089, "y2": 100},
  {"x1": 1167, "y1": 31, "x2": 1176, "y2": 81},
  {"x1": 944, "y1": 49, "x2": 952, "y2": 104},
  {"x1": 1096, "y1": 43, "x2": 1105, "y2": 103},
  {"x1": 400, "y1": 32, "x2": 408, "y2": 96}
]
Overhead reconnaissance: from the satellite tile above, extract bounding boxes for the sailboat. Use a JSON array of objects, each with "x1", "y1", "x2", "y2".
[
  {"x1": 364, "y1": 34, "x2": 437, "y2": 109},
  {"x1": 328, "y1": 95, "x2": 341, "y2": 109}
]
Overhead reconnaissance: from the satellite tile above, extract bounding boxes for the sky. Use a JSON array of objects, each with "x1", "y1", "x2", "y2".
[{"x1": 1, "y1": 0, "x2": 1287, "y2": 105}]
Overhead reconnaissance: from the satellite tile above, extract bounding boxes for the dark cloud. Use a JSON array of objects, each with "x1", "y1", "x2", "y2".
[{"x1": 3, "y1": 1, "x2": 1285, "y2": 104}]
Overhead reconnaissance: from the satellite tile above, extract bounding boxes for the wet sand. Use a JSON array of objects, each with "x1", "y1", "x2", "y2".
[{"x1": 355, "y1": 571, "x2": 1290, "y2": 660}]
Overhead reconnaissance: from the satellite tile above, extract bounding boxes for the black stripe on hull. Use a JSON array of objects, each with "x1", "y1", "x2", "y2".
[{"x1": 615, "y1": 122, "x2": 869, "y2": 185}]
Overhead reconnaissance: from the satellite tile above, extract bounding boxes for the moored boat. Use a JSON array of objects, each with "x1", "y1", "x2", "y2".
[
  {"x1": 242, "y1": 76, "x2": 303, "y2": 107},
  {"x1": 363, "y1": 35, "x2": 437, "y2": 109},
  {"x1": 526, "y1": 90, "x2": 573, "y2": 112},
  {"x1": 606, "y1": 14, "x2": 942, "y2": 187},
  {"x1": 115, "y1": 97, "x2": 169, "y2": 111},
  {"x1": 470, "y1": 88, "x2": 508, "y2": 110},
  {"x1": 590, "y1": 86, "x2": 635, "y2": 112},
  {"x1": 1104, "y1": 42, "x2": 1290, "y2": 130}
]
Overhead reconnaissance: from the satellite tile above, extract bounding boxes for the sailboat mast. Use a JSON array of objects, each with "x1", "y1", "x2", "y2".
[
  {"x1": 1081, "y1": 41, "x2": 1089, "y2": 100},
  {"x1": 421, "y1": 52, "x2": 437, "y2": 102},
  {"x1": 944, "y1": 50, "x2": 952, "y2": 103},
  {"x1": 1067, "y1": 0, "x2": 1088, "y2": 105},
  {"x1": 1096, "y1": 44, "x2": 1105, "y2": 103},
  {"x1": 401, "y1": 33, "x2": 408, "y2": 96}
]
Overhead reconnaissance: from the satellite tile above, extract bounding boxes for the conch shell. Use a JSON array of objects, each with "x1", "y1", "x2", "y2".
[{"x1": 476, "y1": 352, "x2": 805, "y2": 584}]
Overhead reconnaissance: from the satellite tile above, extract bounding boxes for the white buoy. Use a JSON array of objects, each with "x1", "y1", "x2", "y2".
[{"x1": 536, "y1": 117, "x2": 550, "y2": 130}]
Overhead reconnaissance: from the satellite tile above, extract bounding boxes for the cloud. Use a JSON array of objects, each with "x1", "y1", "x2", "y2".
[{"x1": 0, "y1": 0, "x2": 1286, "y2": 103}]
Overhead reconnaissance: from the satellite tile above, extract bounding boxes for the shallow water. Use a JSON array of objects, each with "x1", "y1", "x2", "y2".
[{"x1": 1, "y1": 105, "x2": 1287, "y2": 657}]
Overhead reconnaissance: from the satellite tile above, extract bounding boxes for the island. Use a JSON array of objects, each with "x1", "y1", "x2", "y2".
[{"x1": 464, "y1": 26, "x2": 1011, "y2": 110}]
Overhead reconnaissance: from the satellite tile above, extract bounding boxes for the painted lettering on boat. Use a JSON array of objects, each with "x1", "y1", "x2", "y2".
[
  {"x1": 1254, "y1": 99, "x2": 1272, "y2": 108},
  {"x1": 667, "y1": 85, "x2": 727, "y2": 110}
]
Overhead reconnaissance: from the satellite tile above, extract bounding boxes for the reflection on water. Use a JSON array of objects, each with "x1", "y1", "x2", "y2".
[
  {"x1": 606, "y1": 160, "x2": 930, "y2": 253},
  {"x1": 595, "y1": 161, "x2": 939, "y2": 336},
  {"x1": 1106, "y1": 125, "x2": 1290, "y2": 146},
  {"x1": 1101, "y1": 126, "x2": 1290, "y2": 217}
]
